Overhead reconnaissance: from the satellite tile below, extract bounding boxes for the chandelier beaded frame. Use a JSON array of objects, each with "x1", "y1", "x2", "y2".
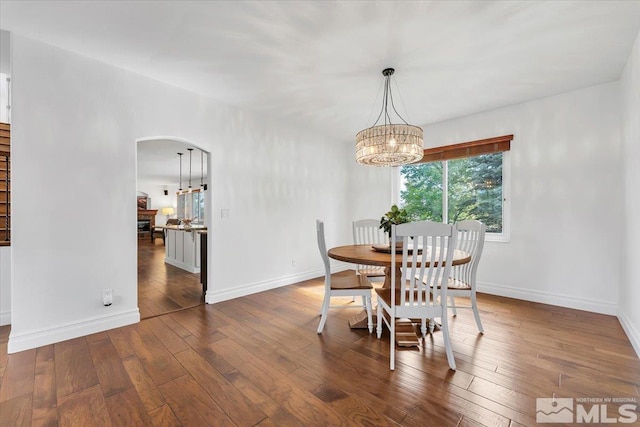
[{"x1": 355, "y1": 68, "x2": 423, "y2": 167}]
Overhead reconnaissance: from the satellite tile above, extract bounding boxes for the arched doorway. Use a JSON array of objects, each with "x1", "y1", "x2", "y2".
[{"x1": 136, "y1": 137, "x2": 210, "y2": 319}]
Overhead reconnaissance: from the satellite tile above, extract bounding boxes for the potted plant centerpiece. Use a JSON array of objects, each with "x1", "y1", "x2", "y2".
[{"x1": 380, "y1": 204, "x2": 409, "y2": 248}]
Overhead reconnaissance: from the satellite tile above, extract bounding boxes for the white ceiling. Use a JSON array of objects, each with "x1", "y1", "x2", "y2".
[
  {"x1": 2, "y1": 0, "x2": 640, "y2": 181},
  {"x1": 136, "y1": 138, "x2": 207, "y2": 187}
]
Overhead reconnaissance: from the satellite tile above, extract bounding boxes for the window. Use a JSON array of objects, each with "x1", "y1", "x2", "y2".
[
  {"x1": 397, "y1": 135, "x2": 511, "y2": 241},
  {"x1": 177, "y1": 190, "x2": 205, "y2": 224}
]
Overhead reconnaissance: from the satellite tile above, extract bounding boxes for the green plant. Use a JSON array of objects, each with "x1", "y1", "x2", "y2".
[{"x1": 379, "y1": 204, "x2": 409, "y2": 237}]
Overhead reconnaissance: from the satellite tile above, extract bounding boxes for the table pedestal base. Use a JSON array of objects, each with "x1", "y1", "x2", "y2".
[{"x1": 348, "y1": 311, "x2": 422, "y2": 347}]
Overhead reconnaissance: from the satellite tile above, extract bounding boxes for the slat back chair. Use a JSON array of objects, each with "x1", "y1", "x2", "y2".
[
  {"x1": 352, "y1": 219, "x2": 388, "y2": 283},
  {"x1": 316, "y1": 220, "x2": 373, "y2": 334},
  {"x1": 375, "y1": 220, "x2": 457, "y2": 370},
  {"x1": 446, "y1": 219, "x2": 486, "y2": 332}
]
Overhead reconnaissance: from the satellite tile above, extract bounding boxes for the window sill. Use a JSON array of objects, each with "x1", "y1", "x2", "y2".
[{"x1": 486, "y1": 234, "x2": 510, "y2": 243}]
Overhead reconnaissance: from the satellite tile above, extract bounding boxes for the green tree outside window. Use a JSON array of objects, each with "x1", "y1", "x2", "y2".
[{"x1": 400, "y1": 153, "x2": 503, "y2": 233}]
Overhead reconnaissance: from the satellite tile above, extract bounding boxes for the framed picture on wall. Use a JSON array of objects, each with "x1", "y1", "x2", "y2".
[{"x1": 137, "y1": 195, "x2": 150, "y2": 210}]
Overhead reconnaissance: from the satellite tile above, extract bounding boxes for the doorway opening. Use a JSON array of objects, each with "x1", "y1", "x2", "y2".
[{"x1": 136, "y1": 137, "x2": 210, "y2": 319}]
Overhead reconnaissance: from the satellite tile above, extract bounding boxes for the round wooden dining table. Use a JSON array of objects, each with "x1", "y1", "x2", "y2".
[
  {"x1": 327, "y1": 244, "x2": 471, "y2": 342},
  {"x1": 328, "y1": 244, "x2": 471, "y2": 289}
]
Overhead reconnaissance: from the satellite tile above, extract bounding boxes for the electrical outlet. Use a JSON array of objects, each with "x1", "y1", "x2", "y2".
[
  {"x1": 102, "y1": 289, "x2": 113, "y2": 306},
  {"x1": 291, "y1": 259, "x2": 296, "y2": 268}
]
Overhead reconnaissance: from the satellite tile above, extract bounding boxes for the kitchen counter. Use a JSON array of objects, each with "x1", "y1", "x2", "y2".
[{"x1": 164, "y1": 226, "x2": 207, "y2": 273}]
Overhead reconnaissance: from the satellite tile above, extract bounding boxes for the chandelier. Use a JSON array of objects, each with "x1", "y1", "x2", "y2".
[{"x1": 355, "y1": 68, "x2": 423, "y2": 166}]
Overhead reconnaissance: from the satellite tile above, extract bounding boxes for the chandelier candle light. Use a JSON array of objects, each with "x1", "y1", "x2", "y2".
[{"x1": 355, "y1": 68, "x2": 423, "y2": 166}]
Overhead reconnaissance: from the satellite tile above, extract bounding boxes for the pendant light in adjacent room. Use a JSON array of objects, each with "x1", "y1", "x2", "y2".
[
  {"x1": 177, "y1": 152, "x2": 183, "y2": 192},
  {"x1": 187, "y1": 148, "x2": 193, "y2": 193},
  {"x1": 200, "y1": 150, "x2": 207, "y2": 191}
]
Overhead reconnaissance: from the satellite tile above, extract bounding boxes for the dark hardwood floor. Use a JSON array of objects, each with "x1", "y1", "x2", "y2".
[
  {"x1": 137, "y1": 237, "x2": 204, "y2": 319},
  {"x1": 1, "y1": 272, "x2": 639, "y2": 426}
]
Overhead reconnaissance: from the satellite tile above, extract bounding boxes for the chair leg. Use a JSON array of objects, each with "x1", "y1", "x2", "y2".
[
  {"x1": 376, "y1": 302, "x2": 383, "y2": 339},
  {"x1": 449, "y1": 295, "x2": 458, "y2": 316},
  {"x1": 428, "y1": 318, "x2": 436, "y2": 334},
  {"x1": 420, "y1": 318, "x2": 427, "y2": 339},
  {"x1": 440, "y1": 313, "x2": 456, "y2": 370},
  {"x1": 389, "y1": 313, "x2": 395, "y2": 371},
  {"x1": 361, "y1": 295, "x2": 367, "y2": 308},
  {"x1": 365, "y1": 296, "x2": 373, "y2": 334},
  {"x1": 317, "y1": 293, "x2": 330, "y2": 334},
  {"x1": 471, "y1": 291, "x2": 484, "y2": 333}
]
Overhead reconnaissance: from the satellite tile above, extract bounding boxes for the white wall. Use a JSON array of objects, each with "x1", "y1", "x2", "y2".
[
  {"x1": 390, "y1": 83, "x2": 622, "y2": 315},
  {"x1": 8, "y1": 35, "x2": 350, "y2": 352},
  {"x1": 0, "y1": 247, "x2": 9, "y2": 325},
  {"x1": 620, "y1": 31, "x2": 640, "y2": 356},
  {"x1": 348, "y1": 165, "x2": 395, "y2": 224}
]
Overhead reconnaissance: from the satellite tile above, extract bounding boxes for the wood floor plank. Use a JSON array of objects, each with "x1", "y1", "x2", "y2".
[
  {"x1": 142, "y1": 317, "x2": 190, "y2": 355},
  {"x1": 57, "y1": 384, "x2": 112, "y2": 427},
  {"x1": 210, "y1": 337, "x2": 351, "y2": 426},
  {"x1": 168, "y1": 305, "x2": 228, "y2": 340},
  {"x1": 0, "y1": 326, "x2": 8, "y2": 381},
  {"x1": 148, "y1": 403, "x2": 181, "y2": 427},
  {"x1": 104, "y1": 387, "x2": 153, "y2": 427},
  {"x1": 220, "y1": 320, "x2": 406, "y2": 424},
  {"x1": 32, "y1": 345, "x2": 57, "y2": 425},
  {"x1": 119, "y1": 325, "x2": 186, "y2": 386},
  {"x1": 0, "y1": 348, "x2": 36, "y2": 402},
  {"x1": 182, "y1": 333, "x2": 235, "y2": 375},
  {"x1": 85, "y1": 332, "x2": 109, "y2": 343},
  {"x1": 174, "y1": 348, "x2": 266, "y2": 427},
  {"x1": 158, "y1": 374, "x2": 236, "y2": 426},
  {"x1": 222, "y1": 369, "x2": 314, "y2": 427},
  {"x1": 31, "y1": 406, "x2": 58, "y2": 427},
  {"x1": 158, "y1": 313, "x2": 194, "y2": 340},
  {"x1": 105, "y1": 329, "x2": 136, "y2": 360},
  {"x1": 0, "y1": 393, "x2": 32, "y2": 427},
  {"x1": 216, "y1": 324, "x2": 300, "y2": 375},
  {"x1": 120, "y1": 355, "x2": 166, "y2": 412},
  {"x1": 88, "y1": 338, "x2": 133, "y2": 398},
  {"x1": 54, "y1": 338, "x2": 99, "y2": 400},
  {"x1": 288, "y1": 364, "x2": 407, "y2": 425}
]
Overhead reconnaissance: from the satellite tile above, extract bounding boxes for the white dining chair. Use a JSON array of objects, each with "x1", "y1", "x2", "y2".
[
  {"x1": 444, "y1": 219, "x2": 486, "y2": 333},
  {"x1": 352, "y1": 219, "x2": 388, "y2": 283},
  {"x1": 316, "y1": 220, "x2": 373, "y2": 334},
  {"x1": 376, "y1": 220, "x2": 457, "y2": 371}
]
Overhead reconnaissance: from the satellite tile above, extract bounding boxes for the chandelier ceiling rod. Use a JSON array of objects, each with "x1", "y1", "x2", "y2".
[{"x1": 371, "y1": 68, "x2": 409, "y2": 128}]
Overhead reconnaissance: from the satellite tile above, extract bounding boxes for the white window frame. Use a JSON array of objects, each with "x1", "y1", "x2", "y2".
[{"x1": 395, "y1": 151, "x2": 511, "y2": 242}]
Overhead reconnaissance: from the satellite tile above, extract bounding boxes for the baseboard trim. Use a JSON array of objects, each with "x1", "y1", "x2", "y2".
[
  {"x1": 7, "y1": 309, "x2": 140, "y2": 354},
  {"x1": 0, "y1": 310, "x2": 10, "y2": 326},
  {"x1": 205, "y1": 263, "x2": 350, "y2": 304},
  {"x1": 617, "y1": 310, "x2": 640, "y2": 359},
  {"x1": 164, "y1": 257, "x2": 200, "y2": 274},
  {"x1": 477, "y1": 281, "x2": 617, "y2": 315},
  {"x1": 205, "y1": 269, "x2": 324, "y2": 304}
]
